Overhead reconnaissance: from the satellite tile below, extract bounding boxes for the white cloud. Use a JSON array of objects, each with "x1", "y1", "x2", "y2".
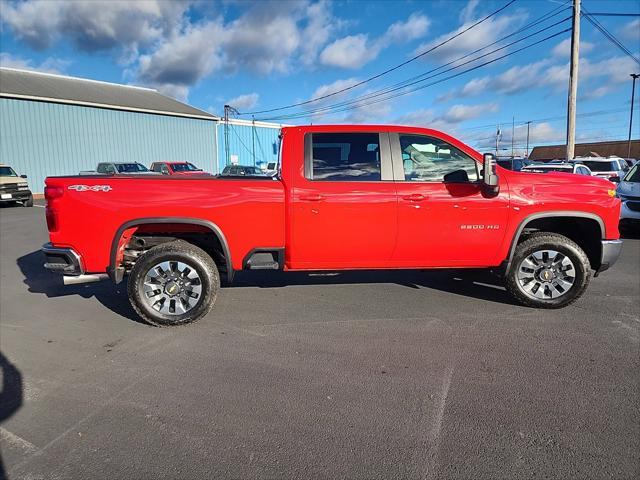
[
  {"x1": 443, "y1": 102, "x2": 498, "y2": 123},
  {"x1": 0, "y1": 52, "x2": 70, "y2": 74},
  {"x1": 459, "y1": 0, "x2": 480, "y2": 24},
  {"x1": 137, "y1": 22, "x2": 224, "y2": 101},
  {"x1": 311, "y1": 77, "x2": 360, "y2": 100},
  {"x1": 619, "y1": 19, "x2": 639, "y2": 42},
  {"x1": 319, "y1": 34, "x2": 377, "y2": 69},
  {"x1": 551, "y1": 38, "x2": 594, "y2": 58},
  {"x1": 0, "y1": 0, "x2": 188, "y2": 52},
  {"x1": 413, "y1": 10, "x2": 527, "y2": 63},
  {"x1": 299, "y1": 0, "x2": 341, "y2": 67},
  {"x1": 320, "y1": 12, "x2": 429, "y2": 69},
  {"x1": 383, "y1": 13, "x2": 430, "y2": 44},
  {"x1": 226, "y1": 93, "x2": 259, "y2": 111}
]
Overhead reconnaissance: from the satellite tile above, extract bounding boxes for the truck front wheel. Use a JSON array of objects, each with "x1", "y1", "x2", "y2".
[
  {"x1": 127, "y1": 240, "x2": 220, "y2": 326},
  {"x1": 505, "y1": 233, "x2": 591, "y2": 309}
]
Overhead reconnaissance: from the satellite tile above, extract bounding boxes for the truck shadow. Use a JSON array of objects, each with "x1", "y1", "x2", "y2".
[
  {"x1": 17, "y1": 250, "x2": 519, "y2": 322},
  {"x1": 16, "y1": 250, "x2": 144, "y2": 324},
  {"x1": 231, "y1": 268, "x2": 519, "y2": 305},
  {"x1": 0, "y1": 352, "x2": 24, "y2": 479}
]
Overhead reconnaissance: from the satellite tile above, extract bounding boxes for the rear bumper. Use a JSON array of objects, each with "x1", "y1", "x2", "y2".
[
  {"x1": 596, "y1": 239, "x2": 623, "y2": 274},
  {"x1": 42, "y1": 243, "x2": 84, "y2": 275}
]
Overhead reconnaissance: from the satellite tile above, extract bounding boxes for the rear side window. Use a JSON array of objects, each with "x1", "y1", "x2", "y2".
[{"x1": 307, "y1": 133, "x2": 381, "y2": 181}]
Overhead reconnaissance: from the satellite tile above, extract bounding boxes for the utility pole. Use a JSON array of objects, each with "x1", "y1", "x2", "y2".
[
  {"x1": 525, "y1": 121, "x2": 532, "y2": 158},
  {"x1": 252, "y1": 116, "x2": 256, "y2": 166},
  {"x1": 565, "y1": 0, "x2": 581, "y2": 160},
  {"x1": 224, "y1": 105, "x2": 231, "y2": 166},
  {"x1": 511, "y1": 116, "x2": 515, "y2": 158},
  {"x1": 223, "y1": 104, "x2": 239, "y2": 166},
  {"x1": 628, "y1": 73, "x2": 639, "y2": 159},
  {"x1": 495, "y1": 125, "x2": 502, "y2": 156}
]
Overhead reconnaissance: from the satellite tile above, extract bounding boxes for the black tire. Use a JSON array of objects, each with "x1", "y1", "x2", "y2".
[
  {"x1": 23, "y1": 194, "x2": 33, "y2": 207},
  {"x1": 128, "y1": 240, "x2": 220, "y2": 326},
  {"x1": 505, "y1": 232, "x2": 591, "y2": 309}
]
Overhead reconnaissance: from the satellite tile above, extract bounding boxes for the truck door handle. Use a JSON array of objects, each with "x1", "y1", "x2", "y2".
[
  {"x1": 402, "y1": 194, "x2": 426, "y2": 202},
  {"x1": 300, "y1": 194, "x2": 325, "y2": 202}
]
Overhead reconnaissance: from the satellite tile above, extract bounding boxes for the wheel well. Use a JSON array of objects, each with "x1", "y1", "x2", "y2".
[
  {"x1": 516, "y1": 216, "x2": 602, "y2": 270},
  {"x1": 110, "y1": 220, "x2": 232, "y2": 284}
]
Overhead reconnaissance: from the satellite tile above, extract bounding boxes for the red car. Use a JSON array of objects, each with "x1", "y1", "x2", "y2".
[
  {"x1": 43, "y1": 125, "x2": 622, "y2": 326},
  {"x1": 150, "y1": 161, "x2": 209, "y2": 176}
]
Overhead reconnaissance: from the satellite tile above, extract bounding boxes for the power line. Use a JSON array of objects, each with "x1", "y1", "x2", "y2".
[
  {"x1": 242, "y1": 0, "x2": 520, "y2": 115},
  {"x1": 273, "y1": 10, "x2": 573, "y2": 121},
  {"x1": 258, "y1": 27, "x2": 571, "y2": 121},
  {"x1": 582, "y1": 7, "x2": 640, "y2": 66}
]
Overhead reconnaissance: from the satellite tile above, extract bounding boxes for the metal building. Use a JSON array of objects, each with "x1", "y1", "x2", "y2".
[
  {"x1": 0, "y1": 68, "x2": 283, "y2": 193},
  {"x1": 216, "y1": 118, "x2": 282, "y2": 174}
]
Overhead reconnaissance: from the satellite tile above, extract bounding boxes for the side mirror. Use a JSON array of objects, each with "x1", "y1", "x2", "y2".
[
  {"x1": 482, "y1": 153, "x2": 500, "y2": 194},
  {"x1": 20, "y1": 174, "x2": 27, "y2": 179}
]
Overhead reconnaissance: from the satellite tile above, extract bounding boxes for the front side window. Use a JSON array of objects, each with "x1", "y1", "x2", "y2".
[
  {"x1": 399, "y1": 135, "x2": 478, "y2": 182},
  {"x1": 309, "y1": 133, "x2": 381, "y2": 181}
]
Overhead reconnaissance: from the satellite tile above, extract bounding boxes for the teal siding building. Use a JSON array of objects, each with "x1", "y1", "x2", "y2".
[
  {"x1": 216, "y1": 119, "x2": 282, "y2": 173},
  {"x1": 0, "y1": 68, "x2": 283, "y2": 193}
]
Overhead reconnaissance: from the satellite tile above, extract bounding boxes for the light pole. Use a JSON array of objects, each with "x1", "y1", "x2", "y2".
[
  {"x1": 525, "y1": 121, "x2": 532, "y2": 158},
  {"x1": 628, "y1": 73, "x2": 639, "y2": 159}
]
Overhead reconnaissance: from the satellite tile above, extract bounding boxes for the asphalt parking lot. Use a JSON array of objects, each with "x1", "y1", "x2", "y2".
[{"x1": 1, "y1": 202, "x2": 638, "y2": 480}]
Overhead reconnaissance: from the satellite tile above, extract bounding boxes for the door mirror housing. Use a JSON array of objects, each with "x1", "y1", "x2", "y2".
[
  {"x1": 20, "y1": 174, "x2": 27, "y2": 179},
  {"x1": 482, "y1": 153, "x2": 500, "y2": 194}
]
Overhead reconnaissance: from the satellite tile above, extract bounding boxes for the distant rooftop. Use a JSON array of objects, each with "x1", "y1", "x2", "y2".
[
  {"x1": 0, "y1": 67, "x2": 216, "y2": 121},
  {"x1": 529, "y1": 140, "x2": 639, "y2": 160}
]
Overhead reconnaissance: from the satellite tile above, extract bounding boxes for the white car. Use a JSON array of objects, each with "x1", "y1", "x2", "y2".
[
  {"x1": 616, "y1": 162, "x2": 640, "y2": 230},
  {"x1": 521, "y1": 161, "x2": 593, "y2": 176},
  {"x1": 577, "y1": 156, "x2": 629, "y2": 182}
]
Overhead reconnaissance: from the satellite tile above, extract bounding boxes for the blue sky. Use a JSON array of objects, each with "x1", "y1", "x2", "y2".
[{"x1": 1, "y1": 0, "x2": 638, "y2": 154}]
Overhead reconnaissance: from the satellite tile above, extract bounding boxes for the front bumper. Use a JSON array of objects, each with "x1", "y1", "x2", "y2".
[
  {"x1": 0, "y1": 189, "x2": 32, "y2": 202},
  {"x1": 596, "y1": 239, "x2": 623, "y2": 275},
  {"x1": 620, "y1": 200, "x2": 640, "y2": 221},
  {"x1": 42, "y1": 243, "x2": 84, "y2": 275}
]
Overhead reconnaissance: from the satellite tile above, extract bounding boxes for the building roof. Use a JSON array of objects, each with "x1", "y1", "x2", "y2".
[
  {"x1": 529, "y1": 140, "x2": 640, "y2": 160},
  {"x1": 0, "y1": 67, "x2": 216, "y2": 120}
]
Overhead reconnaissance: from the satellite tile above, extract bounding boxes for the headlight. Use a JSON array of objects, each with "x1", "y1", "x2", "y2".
[{"x1": 18, "y1": 186, "x2": 29, "y2": 191}]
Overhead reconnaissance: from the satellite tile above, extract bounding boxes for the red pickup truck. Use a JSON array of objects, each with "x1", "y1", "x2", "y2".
[{"x1": 43, "y1": 125, "x2": 622, "y2": 326}]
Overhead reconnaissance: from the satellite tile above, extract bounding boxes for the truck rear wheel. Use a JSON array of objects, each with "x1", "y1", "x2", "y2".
[
  {"x1": 127, "y1": 240, "x2": 220, "y2": 326},
  {"x1": 505, "y1": 233, "x2": 591, "y2": 309}
]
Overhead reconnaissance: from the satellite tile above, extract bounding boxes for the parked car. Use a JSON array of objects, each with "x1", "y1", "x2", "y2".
[
  {"x1": 150, "y1": 161, "x2": 208, "y2": 176},
  {"x1": 616, "y1": 162, "x2": 640, "y2": 230},
  {"x1": 576, "y1": 156, "x2": 629, "y2": 183},
  {"x1": 42, "y1": 125, "x2": 622, "y2": 326},
  {"x1": 220, "y1": 165, "x2": 267, "y2": 176},
  {"x1": 0, "y1": 163, "x2": 33, "y2": 207},
  {"x1": 521, "y1": 161, "x2": 593, "y2": 176},
  {"x1": 496, "y1": 157, "x2": 529, "y2": 171},
  {"x1": 81, "y1": 162, "x2": 159, "y2": 175},
  {"x1": 622, "y1": 158, "x2": 638, "y2": 168}
]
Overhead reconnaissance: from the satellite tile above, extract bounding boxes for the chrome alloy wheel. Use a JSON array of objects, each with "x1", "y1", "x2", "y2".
[
  {"x1": 516, "y1": 249, "x2": 576, "y2": 300},
  {"x1": 142, "y1": 261, "x2": 202, "y2": 315}
]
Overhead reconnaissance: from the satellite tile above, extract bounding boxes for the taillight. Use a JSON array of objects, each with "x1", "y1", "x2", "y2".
[
  {"x1": 44, "y1": 185, "x2": 64, "y2": 201},
  {"x1": 45, "y1": 208, "x2": 58, "y2": 232},
  {"x1": 44, "y1": 185, "x2": 63, "y2": 232}
]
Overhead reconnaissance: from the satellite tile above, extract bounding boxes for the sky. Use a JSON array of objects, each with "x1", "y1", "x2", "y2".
[{"x1": 1, "y1": 0, "x2": 639, "y2": 154}]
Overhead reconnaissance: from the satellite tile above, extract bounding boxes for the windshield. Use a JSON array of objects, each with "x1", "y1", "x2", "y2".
[
  {"x1": 0, "y1": 166, "x2": 18, "y2": 177},
  {"x1": 623, "y1": 164, "x2": 640, "y2": 183},
  {"x1": 171, "y1": 163, "x2": 199, "y2": 172},
  {"x1": 116, "y1": 163, "x2": 149, "y2": 173},
  {"x1": 581, "y1": 161, "x2": 617, "y2": 172}
]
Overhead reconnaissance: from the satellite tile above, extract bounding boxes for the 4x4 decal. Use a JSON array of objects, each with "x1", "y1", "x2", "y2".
[{"x1": 68, "y1": 185, "x2": 112, "y2": 192}]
